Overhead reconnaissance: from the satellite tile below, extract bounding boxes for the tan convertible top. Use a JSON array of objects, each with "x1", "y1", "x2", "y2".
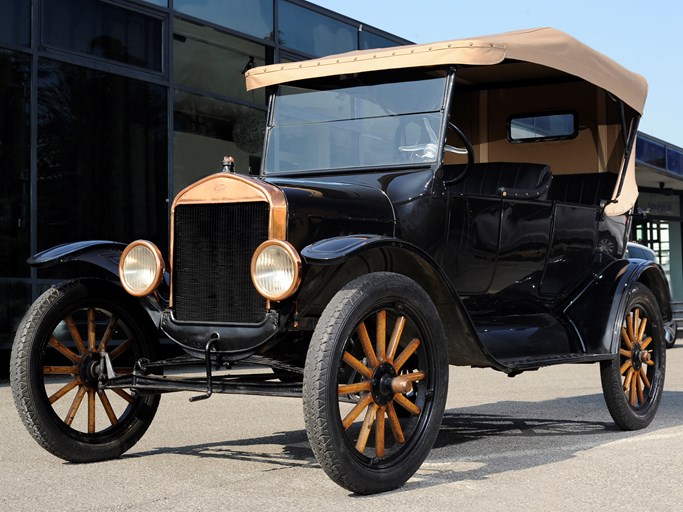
[{"x1": 245, "y1": 27, "x2": 647, "y2": 114}]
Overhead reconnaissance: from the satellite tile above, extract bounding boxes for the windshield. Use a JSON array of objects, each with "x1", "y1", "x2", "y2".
[{"x1": 263, "y1": 69, "x2": 449, "y2": 174}]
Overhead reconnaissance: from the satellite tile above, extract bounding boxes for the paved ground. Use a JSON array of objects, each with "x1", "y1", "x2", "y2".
[{"x1": 2, "y1": 345, "x2": 682, "y2": 511}]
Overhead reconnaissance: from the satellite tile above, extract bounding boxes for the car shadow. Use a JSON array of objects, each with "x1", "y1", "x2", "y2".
[{"x1": 122, "y1": 389, "x2": 683, "y2": 493}]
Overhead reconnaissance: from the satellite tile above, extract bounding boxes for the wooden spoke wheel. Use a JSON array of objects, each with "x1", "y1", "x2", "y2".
[
  {"x1": 303, "y1": 273, "x2": 447, "y2": 494},
  {"x1": 601, "y1": 283, "x2": 665, "y2": 430},
  {"x1": 10, "y1": 280, "x2": 160, "y2": 462}
]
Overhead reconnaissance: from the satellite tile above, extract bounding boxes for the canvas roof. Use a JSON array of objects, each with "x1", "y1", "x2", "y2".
[{"x1": 245, "y1": 27, "x2": 647, "y2": 114}]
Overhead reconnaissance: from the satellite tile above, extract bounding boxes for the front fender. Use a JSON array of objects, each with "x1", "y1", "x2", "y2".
[
  {"x1": 28, "y1": 240, "x2": 169, "y2": 326},
  {"x1": 299, "y1": 235, "x2": 509, "y2": 372},
  {"x1": 564, "y1": 258, "x2": 672, "y2": 356},
  {"x1": 28, "y1": 240, "x2": 128, "y2": 275}
]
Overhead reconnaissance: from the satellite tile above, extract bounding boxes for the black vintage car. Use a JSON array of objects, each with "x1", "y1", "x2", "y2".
[{"x1": 10, "y1": 28, "x2": 672, "y2": 494}]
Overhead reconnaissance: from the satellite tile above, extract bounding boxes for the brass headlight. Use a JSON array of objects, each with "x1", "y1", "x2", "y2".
[
  {"x1": 251, "y1": 240, "x2": 301, "y2": 301},
  {"x1": 119, "y1": 240, "x2": 164, "y2": 297}
]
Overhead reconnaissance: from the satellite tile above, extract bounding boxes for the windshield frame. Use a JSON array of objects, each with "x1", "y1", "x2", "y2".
[{"x1": 260, "y1": 67, "x2": 455, "y2": 177}]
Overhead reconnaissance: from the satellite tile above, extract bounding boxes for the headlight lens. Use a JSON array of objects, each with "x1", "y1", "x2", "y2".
[
  {"x1": 119, "y1": 241, "x2": 164, "y2": 297},
  {"x1": 251, "y1": 240, "x2": 301, "y2": 301}
]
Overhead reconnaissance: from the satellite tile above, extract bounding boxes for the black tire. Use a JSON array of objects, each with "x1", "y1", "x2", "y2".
[
  {"x1": 600, "y1": 282, "x2": 665, "y2": 430},
  {"x1": 10, "y1": 279, "x2": 160, "y2": 462},
  {"x1": 303, "y1": 272, "x2": 448, "y2": 494}
]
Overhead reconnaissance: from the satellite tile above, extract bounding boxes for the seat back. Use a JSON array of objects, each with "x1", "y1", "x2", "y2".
[{"x1": 551, "y1": 172, "x2": 617, "y2": 206}]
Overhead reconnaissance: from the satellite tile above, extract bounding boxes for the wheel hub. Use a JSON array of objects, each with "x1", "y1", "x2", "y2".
[
  {"x1": 78, "y1": 352, "x2": 102, "y2": 389},
  {"x1": 371, "y1": 362, "x2": 397, "y2": 406}
]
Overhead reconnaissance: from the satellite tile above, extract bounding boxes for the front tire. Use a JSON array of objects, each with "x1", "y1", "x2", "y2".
[
  {"x1": 600, "y1": 283, "x2": 665, "y2": 430},
  {"x1": 303, "y1": 273, "x2": 448, "y2": 494},
  {"x1": 10, "y1": 279, "x2": 160, "y2": 462}
]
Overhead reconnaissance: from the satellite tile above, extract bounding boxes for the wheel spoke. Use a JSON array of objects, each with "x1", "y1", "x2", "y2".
[
  {"x1": 111, "y1": 388, "x2": 135, "y2": 404},
  {"x1": 87, "y1": 308, "x2": 97, "y2": 352},
  {"x1": 629, "y1": 370, "x2": 637, "y2": 406},
  {"x1": 342, "y1": 393, "x2": 373, "y2": 430},
  {"x1": 338, "y1": 381, "x2": 372, "y2": 395},
  {"x1": 619, "y1": 359, "x2": 632, "y2": 376},
  {"x1": 620, "y1": 327, "x2": 633, "y2": 350},
  {"x1": 626, "y1": 313, "x2": 635, "y2": 344},
  {"x1": 637, "y1": 316, "x2": 648, "y2": 343},
  {"x1": 109, "y1": 338, "x2": 134, "y2": 361},
  {"x1": 393, "y1": 338, "x2": 421, "y2": 372},
  {"x1": 386, "y1": 315, "x2": 406, "y2": 363},
  {"x1": 48, "y1": 336, "x2": 81, "y2": 364},
  {"x1": 635, "y1": 372, "x2": 645, "y2": 405},
  {"x1": 634, "y1": 309, "x2": 641, "y2": 340},
  {"x1": 48, "y1": 377, "x2": 81, "y2": 404},
  {"x1": 619, "y1": 348, "x2": 632, "y2": 358},
  {"x1": 65, "y1": 386, "x2": 87, "y2": 426},
  {"x1": 376, "y1": 311, "x2": 386, "y2": 362},
  {"x1": 640, "y1": 336, "x2": 652, "y2": 350},
  {"x1": 342, "y1": 351, "x2": 373, "y2": 379},
  {"x1": 623, "y1": 367, "x2": 634, "y2": 392},
  {"x1": 87, "y1": 389, "x2": 96, "y2": 433},
  {"x1": 98, "y1": 315, "x2": 119, "y2": 353},
  {"x1": 393, "y1": 393, "x2": 421, "y2": 415},
  {"x1": 401, "y1": 371, "x2": 426, "y2": 382},
  {"x1": 356, "y1": 322, "x2": 379, "y2": 368},
  {"x1": 43, "y1": 365, "x2": 79, "y2": 375},
  {"x1": 98, "y1": 390, "x2": 119, "y2": 426},
  {"x1": 375, "y1": 406, "x2": 386, "y2": 457},
  {"x1": 386, "y1": 402, "x2": 405, "y2": 444},
  {"x1": 355, "y1": 403, "x2": 378, "y2": 454},
  {"x1": 65, "y1": 315, "x2": 87, "y2": 355},
  {"x1": 640, "y1": 367, "x2": 651, "y2": 389}
]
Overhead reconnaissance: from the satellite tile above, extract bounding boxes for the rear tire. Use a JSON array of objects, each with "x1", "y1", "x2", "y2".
[
  {"x1": 303, "y1": 272, "x2": 448, "y2": 494},
  {"x1": 600, "y1": 283, "x2": 665, "y2": 430}
]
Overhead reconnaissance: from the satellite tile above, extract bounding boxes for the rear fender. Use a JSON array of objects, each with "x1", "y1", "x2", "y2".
[
  {"x1": 564, "y1": 259, "x2": 671, "y2": 355},
  {"x1": 300, "y1": 235, "x2": 508, "y2": 372}
]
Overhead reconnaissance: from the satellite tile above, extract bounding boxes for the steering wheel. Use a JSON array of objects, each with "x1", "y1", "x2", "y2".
[
  {"x1": 444, "y1": 121, "x2": 474, "y2": 183},
  {"x1": 398, "y1": 117, "x2": 441, "y2": 163}
]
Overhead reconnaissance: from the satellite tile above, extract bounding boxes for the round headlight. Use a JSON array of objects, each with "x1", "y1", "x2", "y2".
[
  {"x1": 251, "y1": 240, "x2": 301, "y2": 301},
  {"x1": 119, "y1": 241, "x2": 164, "y2": 297}
]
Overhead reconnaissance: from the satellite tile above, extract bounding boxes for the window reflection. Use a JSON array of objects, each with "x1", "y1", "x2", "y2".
[
  {"x1": 174, "y1": 90, "x2": 265, "y2": 192},
  {"x1": 43, "y1": 0, "x2": 163, "y2": 71},
  {"x1": 360, "y1": 31, "x2": 401, "y2": 50},
  {"x1": 37, "y1": 59, "x2": 168, "y2": 255},
  {"x1": 278, "y1": 0, "x2": 357, "y2": 57},
  {"x1": 0, "y1": 0, "x2": 30, "y2": 46},
  {"x1": 0, "y1": 50, "x2": 31, "y2": 277},
  {"x1": 636, "y1": 138, "x2": 666, "y2": 169},
  {"x1": 174, "y1": 18, "x2": 266, "y2": 104},
  {"x1": 175, "y1": 0, "x2": 274, "y2": 41}
]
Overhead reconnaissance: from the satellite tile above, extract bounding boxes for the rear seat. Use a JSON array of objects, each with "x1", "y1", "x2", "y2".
[
  {"x1": 446, "y1": 162, "x2": 552, "y2": 200},
  {"x1": 550, "y1": 172, "x2": 617, "y2": 206}
]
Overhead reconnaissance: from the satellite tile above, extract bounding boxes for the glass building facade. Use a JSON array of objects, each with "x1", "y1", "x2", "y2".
[{"x1": 0, "y1": 0, "x2": 408, "y2": 352}]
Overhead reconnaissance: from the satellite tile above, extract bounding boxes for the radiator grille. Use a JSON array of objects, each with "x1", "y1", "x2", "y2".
[{"x1": 173, "y1": 202, "x2": 269, "y2": 323}]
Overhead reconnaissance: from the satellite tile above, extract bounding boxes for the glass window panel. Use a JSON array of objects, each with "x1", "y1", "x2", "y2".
[
  {"x1": 37, "y1": 59, "x2": 168, "y2": 257},
  {"x1": 174, "y1": 90, "x2": 265, "y2": 192},
  {"x1": 0, "y1": 50, "x2": 31, "y2": 277},
  {"x1": 509, "y1": 112, "x2": 576, "y2": 142},
  {"x1": 360, "y1": 31, "x2": 401, "y2": 50},
  {"x1": 667, "y1": 147, "x2": 683, "y2": 175},
  {"x1": 174, "y1": 0, "x2": 273, "y2": 41},
  {"x1": 174, "y1": 18, "x2": 265, "y2": 103},
  {"x1": 0, "y1": 281, "x2": 30, "y2": 354},
  {"x1": 43, "y1": 0, "x2": 163, "y2": 71},
  {"x1": 0, "y1": 0, "x2": 30, "y2": 46},
  {"x1": 278, "y1": 0, "x2": 357, "y2": 57},
  {"x1": 636, "y1": 138, "x2": 666, "y2": 169},
  {"x1": 142, "y1": 0, "x2": 168, "y2": 6}
]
